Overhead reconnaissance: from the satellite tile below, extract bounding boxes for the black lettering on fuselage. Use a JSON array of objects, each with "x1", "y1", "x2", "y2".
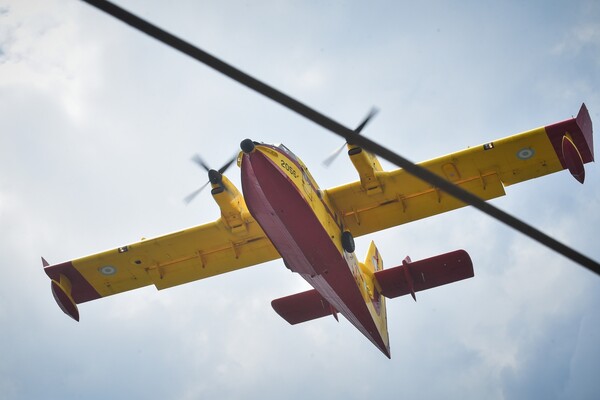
[{"x1": 280, "y1": 160, "x2": 299, "y2": 179}]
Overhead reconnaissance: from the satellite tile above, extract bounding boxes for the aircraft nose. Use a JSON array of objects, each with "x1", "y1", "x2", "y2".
[{"x1": 240, "y1": 138, "x2": 255, "y2": 154}]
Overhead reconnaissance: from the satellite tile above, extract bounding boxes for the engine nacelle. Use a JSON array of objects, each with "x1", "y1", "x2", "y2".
[
  {"x1": 211, "y1": 175, "x2": 250, "y2": 233},
  {"x1": 347, "y1": 145, "x2": 384, "y2": 194}
]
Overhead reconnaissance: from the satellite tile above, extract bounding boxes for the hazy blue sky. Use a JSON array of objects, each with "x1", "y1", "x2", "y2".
[{"x1": 1, "y1": 1, "x2": 599, "y2": 399}]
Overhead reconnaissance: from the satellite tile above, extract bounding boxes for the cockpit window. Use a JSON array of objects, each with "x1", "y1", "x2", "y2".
[
  {"x1": 278, "y1": 144, "x2": 298, "y2": 161},
  {"x1": 277, "y1": 143, "x2": 320, "y2": 190}
]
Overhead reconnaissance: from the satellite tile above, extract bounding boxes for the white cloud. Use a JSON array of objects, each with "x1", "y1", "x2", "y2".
[{"x1": 552, "y1": 23, "x2": 600, "y2": 62}]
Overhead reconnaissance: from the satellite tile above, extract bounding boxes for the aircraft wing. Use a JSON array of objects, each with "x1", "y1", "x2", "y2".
[
  {"x1": 44, "y1": 216, "x2": 280, "y2": 320},
  {"x1": 325, "y1": 104, "x2": 594, "y2": 237}
]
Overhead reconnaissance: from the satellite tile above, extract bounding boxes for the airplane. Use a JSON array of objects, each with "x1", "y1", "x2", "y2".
[{"x1": 43, "y1": 103, "x2": 593, "y2": 358}]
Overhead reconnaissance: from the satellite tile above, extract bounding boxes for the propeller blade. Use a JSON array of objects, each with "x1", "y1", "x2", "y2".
[
  {"x1": 218, "y1": 154, "x2": 238, "y2": 175},
  {"x1": 191, "y1": 154, "x2": 211, "y2": 172},
  {"x1": 323, "y1": 107, "x2": 379, "y2": 166},
  {"x1": 183, "y1": 181, "x2": 210, "y2": 205},
  {"x1": 354, "y1": 107, "x2": 379, "y2": 135},
  {"x1": 322, "y1": 142, "x2": 347, "y2": 167},
  {"x1": 187, "y1": 152, "x2": 238, "y2": 203}
]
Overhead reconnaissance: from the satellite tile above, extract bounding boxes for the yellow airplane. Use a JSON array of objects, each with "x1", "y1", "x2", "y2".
[{"x1": 43, "y1": 104, "x2": 593, "y2": 358}]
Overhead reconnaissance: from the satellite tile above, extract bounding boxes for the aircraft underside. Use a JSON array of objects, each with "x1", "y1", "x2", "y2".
[{"x1": 240, "y1": 146, "x2": 391, "y2": 357}]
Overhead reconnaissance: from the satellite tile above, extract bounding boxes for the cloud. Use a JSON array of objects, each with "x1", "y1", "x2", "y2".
[{"x1": 552, "y1": 22, "x2": 600, "y2": 62}]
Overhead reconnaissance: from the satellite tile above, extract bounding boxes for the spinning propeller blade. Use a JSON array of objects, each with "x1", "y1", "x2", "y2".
[
  {"x1": 183, "y1": 181, "x2": 210, "y2": 205},
  {"x1": 322, "y1": 143, "x2": 347, "y2": 167},
  {"x1": 323, "y1": 107, "x2": 379, "y2": 167},
  {"x1": 218, "y1": 155, "x2": 237, "y2": 174},
  {"x1": 191, "y1": 154, "x2": 211, "y2": 172},
  {"x1": 184, "y1": 153, "x2": 239, "y2": 205},
  {"x1": 354, "y1": 107, "x2": 379, "y2": 136}
]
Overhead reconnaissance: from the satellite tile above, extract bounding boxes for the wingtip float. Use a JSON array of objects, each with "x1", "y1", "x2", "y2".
[
  {"x1": 43, "y1": 258, "x2": 79, "y2": 322},
  {"x1": 43, "y1": 257, "x2": 103, "y2": 322}
]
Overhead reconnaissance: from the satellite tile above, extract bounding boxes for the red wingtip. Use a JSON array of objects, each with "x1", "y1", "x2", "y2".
[
  {"x1": 41, "y1": 257, "x2": 50, "y2": 268},
  {"x1": 544, "y1": 104, "x2": 594, "y2": 175}
]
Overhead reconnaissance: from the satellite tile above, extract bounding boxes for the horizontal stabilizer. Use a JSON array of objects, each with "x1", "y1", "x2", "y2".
[
  {"x1": 272, "y1": 289, "x2": 337, "y2": 325},
  {"x1": 374, "y1": 250, "x2": 473, "y2": 299}
]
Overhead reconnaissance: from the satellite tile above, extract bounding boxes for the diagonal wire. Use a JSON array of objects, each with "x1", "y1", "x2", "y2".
[{"x1": 79, "y1": 0, "x2": 600, "y2": 276}]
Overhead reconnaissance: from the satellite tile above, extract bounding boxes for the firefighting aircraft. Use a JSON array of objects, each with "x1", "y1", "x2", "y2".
[{"x1": 43, "y1": 103, "x2": 593, "y2": 358}]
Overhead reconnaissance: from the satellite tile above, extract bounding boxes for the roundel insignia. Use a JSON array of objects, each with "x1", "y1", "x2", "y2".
[
  {"x1": 99, "y1": 265, "x2": 117, "y2": 276},
  {"x1": 516, "y1": 147, "x2": 535, "y2": 160}
]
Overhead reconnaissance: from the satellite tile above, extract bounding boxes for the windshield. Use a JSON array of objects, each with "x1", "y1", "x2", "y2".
[{"x1": 277, "y1": 144, "x2": 299, "y2": 161}]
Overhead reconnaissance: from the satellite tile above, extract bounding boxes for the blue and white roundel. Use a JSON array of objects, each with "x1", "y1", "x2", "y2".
[
  {"x1": 99, "y1": 265, "x2": 117, "y2": 276},
  {"x1": 516, "y1": 147, "x2": 535, "y2": 160}
]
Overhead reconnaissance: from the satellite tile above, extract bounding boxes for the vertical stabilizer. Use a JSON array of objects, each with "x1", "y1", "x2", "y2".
[{"x1": 360, "y1": 241, "x2": 390, "y2": 356}]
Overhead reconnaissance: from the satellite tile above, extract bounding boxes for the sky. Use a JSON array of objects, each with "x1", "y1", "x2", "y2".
[{"x1": 1, "y1": 0, "x2": 600, "y2": 399}]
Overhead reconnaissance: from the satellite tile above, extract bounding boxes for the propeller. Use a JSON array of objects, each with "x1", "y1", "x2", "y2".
[
  {"x1": 322, "y1": 107, "x2": 379, "y2": 167},
  {"x1": 184, "y1": 154, "x2": 237, "y2": 205}
]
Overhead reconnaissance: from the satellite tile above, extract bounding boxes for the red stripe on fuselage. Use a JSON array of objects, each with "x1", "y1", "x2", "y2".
[{"x1": 241, "y1": 148, "x2": 390, "y2": 357}]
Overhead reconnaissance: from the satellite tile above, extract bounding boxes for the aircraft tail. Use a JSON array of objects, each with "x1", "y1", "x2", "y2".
[
  {"x1": 271, "y1": 241, "x2": 391, "y2": 357},
  {"x1": 358, "y1": 241, "x2": 389, "y2": 354}
]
